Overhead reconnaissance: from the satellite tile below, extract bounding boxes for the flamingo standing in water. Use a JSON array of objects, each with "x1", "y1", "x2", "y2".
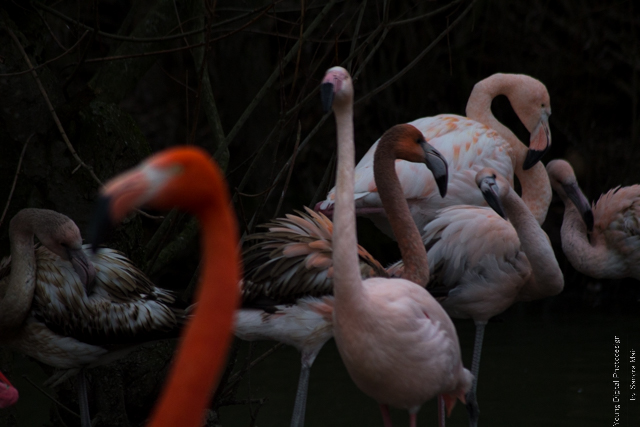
[
  {"x1": 324, "y1": 64, "x2": 472, "y2": 427},
  {"x1": 546, "y1": 159, "x2": 640, "y2": 279},
  {"x1": 237, "y1": 66, "x2": 453, "y2": 427},
  {"x1": 317, "y1": 73, "x2": 553, "y2": 235},
  {"x1": 90, "y1": 146, "x2": 241, "y2": 427},
  {"x1": 0, "y1": 371, "x2": 18, "y2": 408},
  {"x1": 0, "y1": 208, "x2": 187, "y2": 427},
  {"x1": 398, "y1": 167, "x2": 563, "y2": 426}
]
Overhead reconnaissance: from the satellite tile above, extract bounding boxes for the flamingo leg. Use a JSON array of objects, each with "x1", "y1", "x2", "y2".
[
  {"x1": 468, "y1": 320, "x2": 486, "y2": 427},
  {"x1": 409, "y1": 412, "x2": 417, "y2": 427},
  {"x1": 379, "y1": 404, "x2": 393, "y2": 427},
  {"x1": 290, "y1": 360, "x2": 311, "y2": 427},
  {"x1": 438, "y1": 394, "x2": 445, "y2": 427},
  {"x1": 77, "y1": 369, "x2": 91, "y2": 427}
]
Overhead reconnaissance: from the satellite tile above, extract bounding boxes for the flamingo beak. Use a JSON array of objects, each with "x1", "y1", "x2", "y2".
[
  {"x1": 88, "y1": 168, "x2": 150, "y2": 253},
  {"x1": 421, "y1": 142, "x2": 448, "y2": 198},
  {"x1": 479, "y1": 174, "x2": 507, "y2": 219},
  {"x1": 67, "y1": 247, "x2": 97, "y2": 294},
  {"x1": 523, "y1": 114, "x2": 551, "y2": 170},
  {"x1": 320, "y1": 82, "x2": 335, "y2": 112},
  {"x1": 563, "y1": 181, "x2": 594, "y2": 232},
  {"x1": 0, "y1": 372, "x2": 18, "y2": 409}
]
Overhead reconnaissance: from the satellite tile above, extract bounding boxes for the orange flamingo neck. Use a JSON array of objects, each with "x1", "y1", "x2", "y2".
[{"x1": 148, "y1": 173, "x2": 240, "y2": 427}]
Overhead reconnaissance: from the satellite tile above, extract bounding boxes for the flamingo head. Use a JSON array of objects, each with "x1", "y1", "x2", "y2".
[
  {"x1": 546, "y1": 159, "x2": 594, "y2": 232},
  {"x1": 504, "y1": 75, "x2": 552, "y2": 170},
  {"x1": 90, "y1": 147, "x2": 226, "y2": 251},
  {"x1": 11, "y1": 209, "x2": 96, "y2": 292},
  {"x1": 476, "y1": 168, "x2": 509, "y2": 220},
  {"x1": 378, "y1": 124, "x2": 449, "y2": 197},
  {"x1": 320, "y1": 66, "x2": 353, "y2": 112},
  {"x1": 0, "y1": 371, "x2": 18, "y2": 409}
]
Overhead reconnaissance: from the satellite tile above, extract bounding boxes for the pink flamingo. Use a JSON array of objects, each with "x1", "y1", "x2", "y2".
[
  {"x1": 317, "y1": 73, "x2": 552, "y2": 235},
  {"x1": 90, "y1": 147, "x2": 241, "y2": 427},
  {"x1": 546, "y1": 159, "x2": 640, "y2": 279},
  {"x1": 325, "y1": 66, "x2": 472, "y2": 427},
  {"x1": 396, "y1": 167, "x2": 563, "y2": 426},
  {"x1": 0, "y1": 208, "x2": 187, "y2": 427},
  {"x1": 0, "y1": 371, "x2": 18, "y2": 409},
  {"x1": 237, "y1": 67, "x2": 452, "y2": 427}
]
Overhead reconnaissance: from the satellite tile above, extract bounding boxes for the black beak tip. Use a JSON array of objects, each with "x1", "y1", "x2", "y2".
[
  {"x1": 88, "y1": 195, "x2": 114, "y2": 253},
  {"x1": 320, "y1": 82, "x2": 335, "y2": 113},
  {"x1": 584, "y1": 209, "x2": 594, "y2": 233},
  {"x1": 523, "y1": 147, "x2": 550, "y2": 170},
  {"x1": 436, "y1": 176, "x2": 448, "y2": 198},
  {"x1": 465, "y1": 390, "x2": 480, "y2": 425}
]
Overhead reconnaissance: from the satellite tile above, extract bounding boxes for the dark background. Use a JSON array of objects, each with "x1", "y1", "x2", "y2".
[{"x1": 0, "y1": 0, "x2": 638, "y2": 425}]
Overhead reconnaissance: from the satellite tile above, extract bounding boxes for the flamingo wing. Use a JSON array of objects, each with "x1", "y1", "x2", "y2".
[
  {"x1": 242, "y1": 207, "x2": 387, "y2": 306},
  {"x1": 318, "y1": 115, "x2": 515, "y2": 227}
]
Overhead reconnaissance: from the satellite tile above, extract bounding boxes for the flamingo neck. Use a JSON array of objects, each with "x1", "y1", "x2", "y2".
[
  {"x1": 148, "y1": 193, "x2": 240, "y2": 427},
  {"x1": 373, "y1": 141, "x2": 429, "y2": 287},
  {"x1": 559, "y1": 197, "x2": 614, "y2": 278},
  {"x1": 466, "y1": 78, "x2": 551, "y2": 225},
  {"x1": 501, "y1": 188, "x2": 563, "y2": 301},
  {"x1": 331, "y1": 99, "x2": 365, "y2": 312},
  {"x1": 0, "y1": 217, "x2": 37, "y2": 337}
]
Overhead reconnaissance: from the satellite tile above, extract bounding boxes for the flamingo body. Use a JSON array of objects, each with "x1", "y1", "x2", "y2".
[
  {"x1": 318, "y1": 115, "x2": 514, "y2": 235},
  {"x1": 547, "y1": 159, "x2": 640, "y2": 280}
]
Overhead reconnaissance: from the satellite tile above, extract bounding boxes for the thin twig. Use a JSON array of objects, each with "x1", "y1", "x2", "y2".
[
  {"x1": 226, "y1": 343, "x2": 284, "y2": 386},
  {"x1": 388, "y1": 0, "x2": 463, "y2": 27},
  {"x1": 274, "y1": 121, "x2": 301, "y2": 217},
  {"x1": 34, "y1": 1, "x2": 271, "y2": 43},
  {"x1": 0, "y1": 31, "x2": 89, "y2": 77},
  {"x1": 0, "y1": 135, "x2": 32, "y2": 228},
  {"x1": 355, "y1": 0, "x2": 478, "y2": 106},
  {"x1": 33, "y1": 4, "x2": 68, "y2": 50},
  {"x1": 22, "y1": 375, "x2": 80, "y2": 418}
]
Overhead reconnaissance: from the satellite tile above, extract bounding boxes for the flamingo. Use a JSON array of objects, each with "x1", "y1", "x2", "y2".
[
  {"x1": 0, "y1": 208, "x2": 187, "y2": 426},
  {"x1": 388, "y1": 167, "x2": 562, "y2": 426},
  {"x1": 0, "y1": 371, "x2": 18, "y2": 408},
  {"x1": 316, "y1": 73, "x2": 553, "y2": 236},
  {"x1": 237, "y1": 67, "x2": 450, "y2": 427},
  {"x1": 323, "y1": 64, "x2": 472, "y2": 427},
  {"x1": 89, "y1": 146, "x2": 241, "y2": 427},
  {"x1": 546, "y1": 159, "x2": 640, "y2": 280}
]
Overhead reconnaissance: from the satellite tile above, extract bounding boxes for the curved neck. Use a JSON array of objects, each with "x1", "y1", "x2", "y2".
[
  {"x1": 559, "y1": 197, "x2": 613, "y2": 278},
  {"x1": 466, "y1": 81, "x2": 551, "y2": 225},
  {"x1": 0, "y1": 217, "x2": 37, "y2": 336},
  {"x1": 374, "y1": 142, "x2": 429, "y2": 286},
  {"x1": 501, "y1": 188, "x2": 563, "y2": 301},
  {"x1": 331, "y1": 99, "x2": 365, "y2": 312},
  {"x1": 148, "y1": 191, "x2": 240, "y2": 427}
]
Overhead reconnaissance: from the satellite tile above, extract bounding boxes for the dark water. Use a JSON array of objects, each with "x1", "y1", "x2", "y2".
[
  {"x1": 5, "y1": 296, "x2": 639, "y2": 426},
  {"x1": 219, "y1": 301, "x2": 640, "y2": 427}
]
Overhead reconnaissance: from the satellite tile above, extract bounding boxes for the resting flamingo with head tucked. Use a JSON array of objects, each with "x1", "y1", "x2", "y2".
[
  {"x1": 317, "y1": 73, "x2": 553, "y2": 236},
  {"x1": 0, "y1": 208, "x2": 187, "y2": 427},
  {"x1": 546, "y1": 159, "x2": 640, "y2": 280},
  {"x1": 0, "y1": 371, "x2": 18, "y2": 408},
  {"x1": 322, "y1": 66, "x2": 473, "y2": 427},
  {"x1": 237, "y1": 66, "x2": 452, "y2": 427},
  {"x1": 388, "y1": 167, "x2": 562, "y2": 426},
  {"x1": 90, "y1": 147, "x2": 240, "y2": 427}
]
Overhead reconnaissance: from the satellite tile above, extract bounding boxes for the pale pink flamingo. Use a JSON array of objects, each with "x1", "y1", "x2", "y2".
[
  {"x1": 237, "y1": 66, "x2": 450, "y2": 427},
  {"x1": 387, "y1": 167, "x2": 562, "y2": 426},
  {"x1": 316, "y1": 73, "x2": 553, "y2": 236},
  {"x1": 90, "y1": 147, "x2": 241, "y2": 427},
  {"x1": 0, "y1": 208, "x2": 187, "y2": 427},
  {"x1": 546, "y1": 159, "x2": 640, "y2": 280},
  {"x1": 324, "y1": 66, "x2": 472, "y2": 427},
  {"x1": 0, "y1": 371, "x2": 18, "y2": 408}
]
